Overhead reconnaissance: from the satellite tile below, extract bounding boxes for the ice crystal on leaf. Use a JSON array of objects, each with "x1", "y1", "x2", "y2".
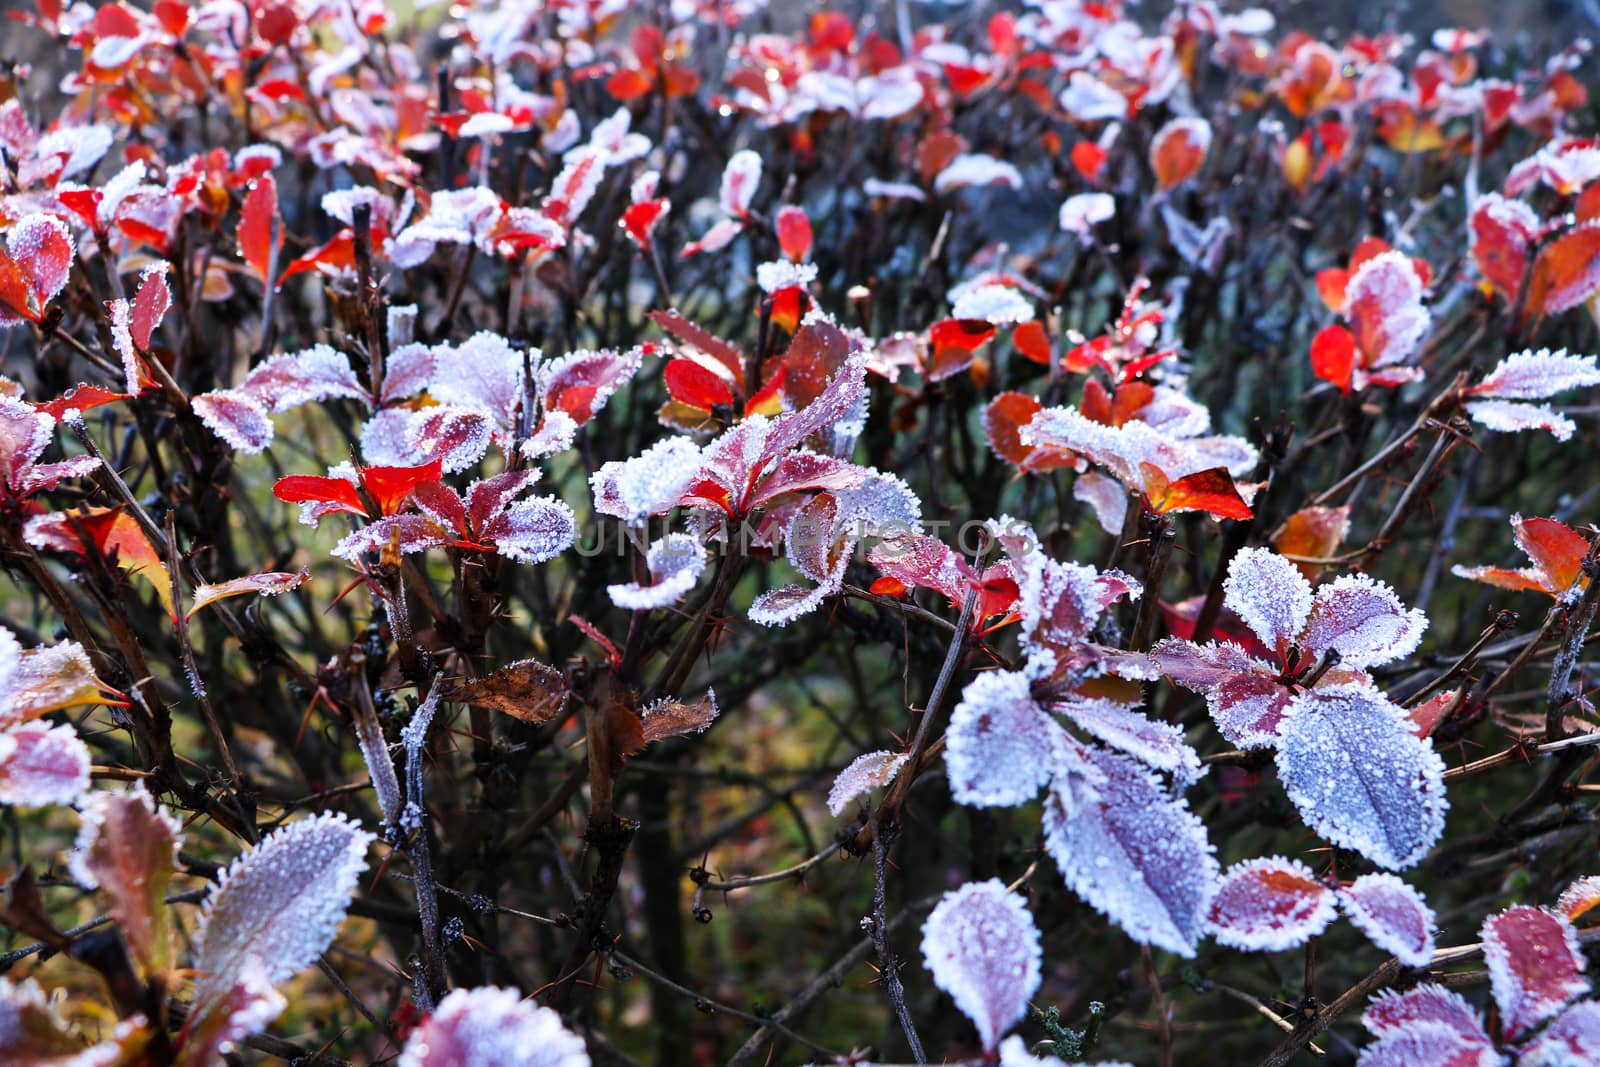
[
  {"x1": 68, "y1": 785, "x2": 181, "y2": 975},
  {"x1": 1154, "y1": 548, "x2": 1426, "y2": 749},
  {"x1": 1518, "y1": 1000, "x2": 1600, "y2": 1066},
  {"x1": 1481, "y1": 906, "x2": 1591, "y2": 1040},
  {"x1": 951, "y1": 282, "x2": 1034, "y2": 324},
  {"x1": 0, "y1": 722, "x2": 91, "y2": 808},
  {"x1": 1205, "y1": 856, "x2": 1336, "y2": 952},
  {"x1": 1223, "y1": 546, "x2": 1314, "y2": 656},
  {"x1": 591, "y1": 437, "x2": 704, "y2": 524},
  {"x1": 1356, "y1": 983, "x2": 1502, "y2": 1067},
  {"x1": 397, "y1": 986, "x2": 590, "y2": 1067},
  {"x1": 946, "y1": 670, "x2": 1065, "y2": 808},
  {"x1": 1044, "y1": 745, "x2": 1219, "y2": 957},
  {"x1": 1275, "y1": 684, "x2": 1447, "y2": 870},
  {"x1": 935, "y1": 154, "x2": 1024, "y2": 194},
  {"x1": 1557, "y1": 876, "x2": 1600, "y2": 923},
  {"x1": 192, "y1": 812, "x2": 373, "y2": 1010},
  {"x1": 1464, "y1": 348, "x2": 1600, "y2": 441},
  {"x1": 1340, "y1": 873, "x2": 1436, "y2": 967},
  {"x1": 0, "y1": 976, "x2": 146, "y2": 1067},
  {"x1": 827, "y1": 750, "x2": 908, "y2": 816},
  {"x1": 1051, "y1": 697, "x2": 1201, "y2": 785},
  {"x1": 920, "y1": 880, "x2": 1042, "y2": 1053},
  {"x1": 608, "y1": 533, "x2": 706, "y2": 610},
  {"x1": 1060, "y1": 192, "x2": 1117, "y2": 237},
  {"x1": 1452, "y1": 514, "x2": 1591, "y2": 597},
  {"x1": 0, "y1": 398, "x2": 101, "y2": 502}
]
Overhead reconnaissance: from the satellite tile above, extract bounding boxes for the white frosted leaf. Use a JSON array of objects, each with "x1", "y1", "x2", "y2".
[
  {"x1": 0, "y1": 721, "x2": 90, "y2": 808},
  {"x1": 382, "y1": 342, "x2": 438, "y2": 404},
  {"x1": 1205, "y1": 856, "x2": 1336, "y2": 952},
  {"x1": 1058, "y1": 71, "x2": 1127, "y2": 121},
  {"x1": 1466, "y1": 400, "x2": 1578, "y2": 442},
  {"x1": 1517, "y1": 1000, "x2": 1600, "y2": 1067},
  {"x1": 827, "y1": 750, "x2": 908, "y2": 817},
  {"x1": 1301, "y1": 573, "x2": 1428, "y2": 669},
  {"x1": 755, "y1": 259, "x2": 818, "y2": 294},
  {"x1": 522, "y1": 410, "x2": 579, "y2": 459},
  {"x1": 1053, "y1": 697, "x2": 1201, "y2": 784},
  {"x1": 935, "y1": 154, "x2": 1024, "y2": 194},
  {"x1": 1345, "y1": 250, "x2": 1430, "y2": 370},
  {"x1": 240, "y1": 344, "x2": 369, "y2": 412},
  {"x1": 1364, "y1": 983, "x2": 1487, "y2": 1040},
  {"x1": 1470, "y1": 348, "x2": 1600, "y2": 400},
  {"x1": 1074, "y1": 470, "x2": 1128, "y2": 535},
  {"x1": 483, "y1": 496, "x2": 576, "y2": 564},
  {"x1": 1275, "y1": 684, "x2": 1448, "y2": 870},
  {"x1": 1043, "y1": 746, "x2": 1218, "y2": 957},
  {"x1": 7, "y1": 213, "x2": 74, "y2": 305},
  {"x1": 1223, "y1": 547, "x2": 1313, "y2": 654},
  {"x1": 920, "y1": 880, "x2": 1042, "y2": 1053},
  {"x1": 1481, "y1": 905, "x2": 1590, "y2": 1040},
  {"x1": 1060, "y1": 192, "x2": 1117, "y2": 235},
  {"x1": 1340, "y1": 873, "x2": 1436, "y2": 967},
  {"x1": 428, "y1": 331, "x2": 526, "y2": 428},
  {"x1": 608, "y1": 533, "x2": 705, "y2": 610},
  {"x1": 1354, "y1": 1024, "x2": 1504, "y2": 1067},
  {"x1": 406, "y1": 405, "x2": 495, "y2": 472},
  {"x1": 719, "y1": 151, "x2": 762, "y2": 217},
  {"x1": 192, "y1": 813, "x2": 373, "y2": 1006},
  {"x1": 951, "y1": 283, "x2": 1034, "y2": 324},
  {"x1": 946, "y1": 669, "x2": 1064, "y2": 807},
  {"x1": 175, "y1": 957, "x2": 287, "y2": 1067},
  {"x1": 191, "y1": 390, "x2": 274, "y2": 453},
  {"x1": 397, "y1": 986, "x2": 590, "y2": 1067},
  {"x1": 591, "y1": 437, "x2": 704, "y2": 523}
]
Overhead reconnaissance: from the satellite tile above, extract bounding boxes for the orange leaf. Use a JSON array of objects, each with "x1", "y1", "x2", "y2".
[
  {"x1": 1274, "y1": 505, "x2": 1350, "y2": 580},
  {"x1": 1142, "y1": 463, "x2": 1253, "y2": 520},
  {"x1": 1527, "y1": 221, "x2": 1600, "y2": 317},
  {"x1": 1310, "y1": 324, "x2": 1356, "y2": 393}
]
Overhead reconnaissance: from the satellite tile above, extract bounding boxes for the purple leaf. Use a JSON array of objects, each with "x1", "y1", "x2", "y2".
[
  {"x1": 0, "y1": 721, "x2": 90, "y2": 808},
  {"x1": 1222, "y1": 547, "x2": 1312, "y2": 657},
  {"x1": 1340, "y1": 873, "x2": 1436, "y2": 967},
  {"x1": 1301, "y1": 574, "x2": 1428, "y2": 670},
  {"x1": 920, "y1": 880, "x2": 1042, "y2": 1053}
]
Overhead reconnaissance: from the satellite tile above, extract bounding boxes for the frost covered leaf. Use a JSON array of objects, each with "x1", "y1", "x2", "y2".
[
  {"x1": 0, "y1": 976, "x2": 147, "y2": 1067},
  {"x1": 1468, "y1": 348, "x2": 1600, "y2": 400},
  {"x1": 188, "y1": 569, "x2": 308, "y2": 619},
  {"x1": 240, "y1": 345, "x2": 369, "y2": 412},
  {"x1": 175, "y1": 958, "x2": 286, "y2": 1067},
  {"x1": 1345, "y1": 250, "x2": 1430, "y2": 372},
  {"x1": 719, "y1": 150, "x2": 762, "y2": 217},
  {"x1": 1466, "y1": 399, "x2": 1579, "y2": 441},
  {"x1": 1052, "y1": 697, "x2": 1201, "y2": 784},
  {"x1": 446, "y1": 660, "x2": 570, "y2": 724},
  {"x1": 1481, "y1": 905, "x2": 1590, "y2": 1040},
  {"x1": 482, "y1": 496, "x2": 576, "y2": 564},
  {"x1": 608, "y1": 533, "x2": 705, "y2": 610},
  {"x1": 1528, "y1": 220, "x2": 1600, "y2": 316},
  {"x1": 1275, "y1": 684, "x2": 1447, "y2": 870},
  {"x1": 5, "y1": 639, "x2": 117, "y2": 725},
  {"x1": 1471, "y1": 193, "x2": 1538, "y2": 299},
  {"x1": 1060, "y1": 192, "x2": 1116, "y2": 235},
  {"x1": 130, "y1": 262, "x2": 170, "y2": 351},
  {"x1": 397, "y1": 986, "x2": 591, "y2": 1067},
  {"x1": 1340, "y1": 873, "x2": 1436, "y2": 966},
  {"x1": 827, "y1": 750, "x2": 908, "y2": 816},
  {"x1": 1205, "y1": 856, "x2": 1336, "y2": 952},
  {"x1": 8, "y1": 213, "x2": 75, "y2": 311},
  {"x1": 1300, "y1": 573, "x2": 1427, "y2": 670},
  {"x1": 946, "y1": 669, "x2": 1062, "y2": 807},
  {"x1": 951, "y1": 283, "x2": 1033, "y2": 324},
  {"x1": 1517, "y1": 1000, "x2": 1600, "y2": 1067},
  {"x1": 1044, "y1": 746, "x2": 1219, "y2": 957},
  {"x1": 191, "y1": 813, "x2": 373, "y2": 1013},
  {"x1": 1452, "y1": 514, "x2": 1591, "y2": 597},
  {"x1": 591, "y1": 437, "x2": 703, "y2": 523},
  {"x1": 538, "y1": 347, "x2": 642, "y2": 425},
  {"x1": 0, "y1": 722, "x2": 91, "y2": 808},
  {"x1": 68, "y1": 785, "x2": 181, "y2": 975},
  {"x1": 935, "y1": 154, "x2": 1024, "y2": 194},
  {"x1": 1357, "y1": 984, "x2": 1499, "y2": 1067},
  {"x1": 1150, "y1": 117, "x2": 1211, "y2": 190},
  {"x1": 191, "y1": 389, "x2": 274, "y2": 452},
  {"x1": 639, "y1": 692, "x2": 718, "y2": 745},
  {"x1": 1223, "y1": 547, "x2": 1313, "y2": 655},
  {"x1": 1557, "y1": 876, "x2": 1600, "y2": 923},
  {"x1": 920, "y1": 880, "x2": 1042, "y2": 1052}
]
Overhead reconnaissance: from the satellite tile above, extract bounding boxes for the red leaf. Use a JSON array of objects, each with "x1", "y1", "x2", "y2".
[
  {"x1": 239, "y1": 175, "x2": 281, "y2": 284},
  {"x1": 1310, "y1": 324, "x2": 1357, "y2": 393},
  {"x1": 1339, "y1": 873, "x2": 1435, "y2": 967},
  {"x1": 33, "y1": 384, "x2": 130, "y2": 420},
  {"x1": 1206, "y1": 856, "x2": 1336, "y2": 952},
  {"x1": 774, "y1": 205, "x2": 812, "y2": 261},
  {"x1": 1529, "y1": 220, "x2": 1600, "y2": 316},
  {"x1": 361, "y1": 458, "x2": 442, "y2": 516},
  {"x1": 1012, "y1": 320, "x2": 1051, "y2": 364},
  {"x1": 272, "y1": 475, "x2": 366, "y2": 516},
  {"x1": 664, "y1": 358, "x2": 735, "y2": 412},
  {"x1": 1482, "y1": 905, "x2": 1590, "y2": 1039},
  {"x1": 130, "y1": 263, "x2": 171, "y2": 350}
]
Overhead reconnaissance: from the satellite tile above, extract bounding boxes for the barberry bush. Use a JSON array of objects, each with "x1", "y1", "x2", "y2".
[{"x1": 5, "y1": 0, "x2": 1600, "y2": 1064}]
